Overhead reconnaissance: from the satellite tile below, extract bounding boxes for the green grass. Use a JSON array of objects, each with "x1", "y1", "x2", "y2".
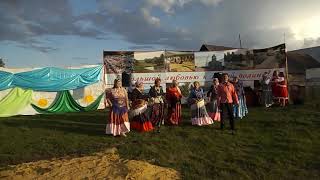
[{"x1": 0, "y1": 104, "x2": 320, "y2": 179}]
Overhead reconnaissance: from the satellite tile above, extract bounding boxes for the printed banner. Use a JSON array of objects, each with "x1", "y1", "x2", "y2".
[
  {"x1": 195, "y1": 49, "x2": 238, "y2": 71},
  {"x1": 105, "y1": 68, "x2": 285, "y2": 88},
  {"x1": 103, "y1": 51, "x2": 134, "y2": 74},
  {"x1": 102, "y1": 44, "x2": 287, "y2": 91},
  {"x1": 166, "y1": 51, "x2": 195, "y2": 72},
  {"x1": 133, "y1": 51, "x2": 165, "y2": 73},
  {"x1": 194, "y1": 44, "x2": 286, "y2": 71}
]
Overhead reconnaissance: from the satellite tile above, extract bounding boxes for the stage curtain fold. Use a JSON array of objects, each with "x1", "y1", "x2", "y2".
[
  {"x1": 0, "y1": 66, "x2": 102, "y2": 91},
  {"x1": 31, "y1": 90, "x2": 104, "y2": 114},
  {"x1": 0, "y1": 88, "x2": 33, "y2": 117}
]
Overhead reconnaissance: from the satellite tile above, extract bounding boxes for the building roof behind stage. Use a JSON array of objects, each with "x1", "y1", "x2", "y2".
[
  {"x1": 287, "y1": 52, "x2": 320, "y2": 74},
  {"x1": 199, "y1": 44, "x2": 237, "y2": 51}
]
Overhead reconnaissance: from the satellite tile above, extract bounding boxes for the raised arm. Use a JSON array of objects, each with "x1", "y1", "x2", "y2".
[
  {"x1": 130, "y1": 89, "x2": 138, "y2": 102},
  {"x1": 207, "y1": 86, "x2": 212, "y2": 99},
  {"x1": 232, "y1": 85, "x2": 239, "y2": 105},
  {"x1": 123, "y1": 88, "x2": 129, "y2": 109},
  {"x1": 105, "y1": 89, "x2": 113, "y2": 107},
  {"x1": 176, "y1": 87, "x2": 182, "y2": 99},
  {"x1": 188, "y1": 90, "x2": 196, "y2": 104},
  {"x1": 148, "y1": 86, "x2": 156, "y2": 98},
  {"x1": 160, "y1": 86, "x2": 165, "y2": 96},
  {"x1": 217, "y1": 85, "x2": 222, "y2": 106}
]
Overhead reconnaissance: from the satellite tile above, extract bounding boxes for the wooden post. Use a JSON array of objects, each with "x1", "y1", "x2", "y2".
[
  {"x1": 103, "y1": 53, "x2": 107, "y2": 109},
  {"x1": 239, "y1": 34, "x2": 242, "y2": 49},
  {"x1": 284, "y1": 44, "x2": 291, "y2": 105}
]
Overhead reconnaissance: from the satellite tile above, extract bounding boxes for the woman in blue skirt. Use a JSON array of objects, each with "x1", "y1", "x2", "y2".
[{"x1": 232, "y1": 77, "x2": 248, "y2": 119}]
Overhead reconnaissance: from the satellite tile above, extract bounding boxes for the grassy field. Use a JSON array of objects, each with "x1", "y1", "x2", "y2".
[{"x1": 0, "y1": 103, "x2": 319, "y2": 179}]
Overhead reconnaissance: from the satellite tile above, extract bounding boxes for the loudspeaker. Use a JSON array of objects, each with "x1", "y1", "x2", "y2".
[{"x1": 122, "y1": 72, "x2": 131, "y2": 87}]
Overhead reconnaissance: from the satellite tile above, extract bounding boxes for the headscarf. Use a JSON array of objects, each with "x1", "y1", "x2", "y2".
[
  {"x1": 155, "y1": 78, "x2": 161, "y2": 84},
  {"x1": 135, "y1": 80, "x2": 143, "y2": 87}
]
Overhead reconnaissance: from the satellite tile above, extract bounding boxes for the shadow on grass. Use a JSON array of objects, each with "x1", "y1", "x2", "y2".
[{"x1": 1, "y1": 110, "x2": 108, "y2": 136}]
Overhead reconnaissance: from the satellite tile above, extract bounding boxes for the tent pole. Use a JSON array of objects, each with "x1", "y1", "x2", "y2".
[{"x1": 284, "y1": 44, "x2": 291, "y2": 105}]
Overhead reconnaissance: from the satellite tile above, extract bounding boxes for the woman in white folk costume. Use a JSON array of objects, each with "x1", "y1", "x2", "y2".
[
  {"x1": 188, "y1": 81, "x2": 214, "y2": 126},
  {"x1": 260, "y1": 71, "x2": 273, "y2": 108},
  {"x1": 105, "y1": 79, "x2": 130, "y2": 137},
  {"x1": 149, "y1": 78, "x2": 165, "y2": 132}
]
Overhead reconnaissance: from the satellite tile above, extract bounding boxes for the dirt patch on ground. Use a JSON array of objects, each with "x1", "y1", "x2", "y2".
[{"x1": 0, "y1": 148, "x2": 180, "y2": 180}]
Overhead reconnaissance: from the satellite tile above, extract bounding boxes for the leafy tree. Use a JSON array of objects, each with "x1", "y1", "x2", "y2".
[{"x1": 145, "y1": 58, "x2": 153, "y2": 63}]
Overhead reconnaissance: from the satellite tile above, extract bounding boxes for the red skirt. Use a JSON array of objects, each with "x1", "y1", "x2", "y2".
[
  {"x1": 130, "y1": 106, "x2": 154, "y2": 132},
  {"x1": 278, "y1": 85, "x2": 288, "y2": 99},
  {"x1": 272, "y1": 84, "x2": 279, "y2": 99},
  {"x1": 130, "y1": 121, "x2": 153, "y2": 132},
  {"x1": 166, "y1": 103, "x2": 181, "y2": 125}
]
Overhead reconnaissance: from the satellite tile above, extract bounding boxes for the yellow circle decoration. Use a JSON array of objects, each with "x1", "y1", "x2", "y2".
[
  {"x1": 38, "y1": 98, "x2": 48, "y2": 107},
  {"x1": 84, "y1": 95, "x2": 94, "y2": 103}
]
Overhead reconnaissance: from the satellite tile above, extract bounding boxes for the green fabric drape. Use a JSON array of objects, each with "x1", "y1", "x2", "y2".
[
  {"x1": 0, "y1": 88, "x2": 33, "y2": 117},
  {"x1": 31, "y1": 91, "x2": 104, "y2": 114}
]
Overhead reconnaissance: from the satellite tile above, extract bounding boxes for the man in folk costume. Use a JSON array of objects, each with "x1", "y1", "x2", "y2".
[
  {"x1": 217, "y1": 73, "x2": 239, "y2": 134},
  {"x1": 149, "y1": 78, "x2": 165, "y2": 133},
  {"x1": 260, "y1": 71, "x2": 273, "y2": 108}
]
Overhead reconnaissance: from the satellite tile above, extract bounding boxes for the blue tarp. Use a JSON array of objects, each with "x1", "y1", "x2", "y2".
[{"x1": 0, "y1": 66, "x2": 103, "y2": 91}]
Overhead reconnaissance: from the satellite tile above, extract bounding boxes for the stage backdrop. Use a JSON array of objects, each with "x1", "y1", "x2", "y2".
[
  {"x1": 103, "y1": 44, "x2": 287, "y2": 91},
  {"x1": 0, "y1": 65, "x2": 105, "y2": 117},
  {"x1": 194, "y1": 44, "x2": 286, "y2": 71}
]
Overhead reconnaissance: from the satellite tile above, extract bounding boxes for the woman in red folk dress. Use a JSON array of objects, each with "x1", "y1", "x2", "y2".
[
  {"x1": 129, "y1": 81, "x2": 154, "y2": 132},
  {"x1": 277, "y1": 72, "x2": 289, "y2": 107},
  {"x1": 166, "y1": 80, "x2": 183, "y2": 125},
  {"x1": 272, "y1": 70, "x2": 288, "y2": 107}
]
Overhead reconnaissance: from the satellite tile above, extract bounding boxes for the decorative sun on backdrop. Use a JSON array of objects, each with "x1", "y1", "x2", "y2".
[
  {"x1": 37, "y1": 98, "x2": 48, "y2": 107},
  {"x1": 291, "y1": 15, "x2": 320, "y2": 41},
  {"x1": 83, "y1": 95, "x2": 94, "y2": 104}
]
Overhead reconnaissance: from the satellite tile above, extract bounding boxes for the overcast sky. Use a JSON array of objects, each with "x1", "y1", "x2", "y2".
[{"x1": 1, "y1": 0, "x2": 320, "y2": 67}]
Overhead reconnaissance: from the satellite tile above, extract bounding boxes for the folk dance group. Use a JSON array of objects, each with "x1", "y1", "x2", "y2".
[
  {"x1": 260, "y1": 70, "x2": 289, "y2": 108},
  {"x1": 105, "y1": 73, "x2": 248, "y2": 137}
]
